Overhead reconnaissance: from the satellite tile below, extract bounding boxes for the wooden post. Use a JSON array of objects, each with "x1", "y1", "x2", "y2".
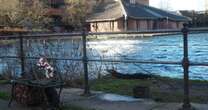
[
  {"x1": 82, "y1": 28, "x2": 90, "y2": 95},
  {"x1": 180, "y1": 24, "x2": 194, "y2": 110}
]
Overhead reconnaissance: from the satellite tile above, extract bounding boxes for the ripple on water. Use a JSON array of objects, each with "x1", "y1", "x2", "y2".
[{"x1": 1, "y1": 33, "x2": 208, "y2": 80}]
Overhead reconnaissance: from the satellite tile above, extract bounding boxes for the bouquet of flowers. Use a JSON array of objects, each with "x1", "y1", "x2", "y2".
[{"x1": 37, "y1": 58, "x2": 54, "y2": 79}]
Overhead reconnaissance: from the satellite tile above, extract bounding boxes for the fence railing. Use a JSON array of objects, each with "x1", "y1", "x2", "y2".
[{"x1": 1, "y1": 26, "x2": 208, "y2": 109}]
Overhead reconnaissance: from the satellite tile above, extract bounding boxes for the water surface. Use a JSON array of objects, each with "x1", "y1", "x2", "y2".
[{"x1": 0, "y1": 33, "x2": 208, "y2": 80}]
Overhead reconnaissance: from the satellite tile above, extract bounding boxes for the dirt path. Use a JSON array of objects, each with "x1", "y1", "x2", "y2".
[
  {"x1": 0, "y1": 100, "x2": 42, "y2": 110},
  {"x1": 0, "y1": 88, "x2": 208, "y2": 110},
  {"x1": 0, "y1": 84, "x2": 11, "y2": 93},
  {"x1": 61, "y1": 88, "x2": 208, "y2": 110}
]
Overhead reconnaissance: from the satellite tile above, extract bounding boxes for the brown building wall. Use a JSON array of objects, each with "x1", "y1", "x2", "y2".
[
  {"x1": 127, "y1": 19, "x2": 154, "y2": 31},
  {"x1": 89, "y1": 18, "x2": 185, "y2": 32},
  {"x1": 169, "y1": 21, "x2": 178, "y2": 29},
  {"x1": 138, "y1": 20, "x2": 148, "y2": 30},
  {"x1": 147, "y1": 20, "x2": 154, "y2": 30},
  {"x1": 128, "y1": 19, "x2": 137, "y2": 31},
  {"x1": 116, "y1": 18, "x2": 125, "y2": 31},
  {"x1": 156, "y1": 20, "x2": 184, "y2": 29},
  {"x1": 178, "y1": 22, "x2": 184, "y2": 29},
  {"x1": 90, "y1": 22, "x2": 111, "y2": 32},
  {"x1": 89, "y1": 19, "x2": 125, "y2": 32},
  {"x1": 141, "y1": 20, "x2": 154, "y2": 30}
]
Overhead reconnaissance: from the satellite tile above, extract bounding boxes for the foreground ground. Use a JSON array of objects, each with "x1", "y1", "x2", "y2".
[
  {"x1": 90, "y1": 76, "x2": 208, "y2": 103},
  {"x1": 0, "y1": 88, "x2": 208, "y2": 110},
  {"x1": 1, "y1": 76, "x2": 208, "y2": 110}
]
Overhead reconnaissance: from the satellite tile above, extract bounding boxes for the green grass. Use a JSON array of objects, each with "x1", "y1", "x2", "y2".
[
  {"x1": 0, "y1": 40, "x2": 16, "y2": 46},
  {"x1": 0, "y1": 91, "x2": 10, "y2": 100},
  {"x1": 91, "y1": 76, "x2": 208, "y2": 103},
  {"x1": 61, "y1": 104, "x2": 96, "y2": 110},
  {"x1": 0, "y1": 79, "x2": 10, "y2": 100},
  {"x1": 0, "y1": 80, "x2": 9, "y2": 84},
  {"x1": 91, "y1": 78, "x2": 150, "y2": 96}
]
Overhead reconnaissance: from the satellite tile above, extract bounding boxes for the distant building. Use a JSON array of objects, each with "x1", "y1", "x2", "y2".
[{"x1": 86, "y1": 0, "x2": 189, "y2": 32}]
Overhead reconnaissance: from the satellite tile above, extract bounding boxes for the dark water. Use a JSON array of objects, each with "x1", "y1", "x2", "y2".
[{"x1": 0, "y1": 33, "x2": 208, "y2": 80}]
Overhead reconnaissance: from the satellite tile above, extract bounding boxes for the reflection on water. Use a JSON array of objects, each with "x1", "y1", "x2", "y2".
[{"x1": 0, "y1": 33, "x2": 208, "y2": 80}]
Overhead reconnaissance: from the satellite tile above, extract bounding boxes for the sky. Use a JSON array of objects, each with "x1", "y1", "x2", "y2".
[{"x1": 150, "y1": 0, "x2": 206, "y2": 11}]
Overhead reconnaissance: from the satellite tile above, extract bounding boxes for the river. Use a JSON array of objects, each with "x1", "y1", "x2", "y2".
[{"x1": 0, "y1": 33, "x2": 208, "y2": 80}]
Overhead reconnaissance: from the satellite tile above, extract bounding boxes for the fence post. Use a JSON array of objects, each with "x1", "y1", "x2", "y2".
[
  {"x1": 82, "y1": 28, "x2": 90, "y2": 95},
  {"x1": 181, "y1": 24, "x2": 193, "y2": 110},
  {"x1": 19, "y1": 34, "x2": 25, "y2": 77}
]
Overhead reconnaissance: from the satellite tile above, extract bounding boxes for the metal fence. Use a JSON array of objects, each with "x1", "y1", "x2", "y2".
[{"x1": 1, "y1": 25, "x2": 208, "y2": 109}]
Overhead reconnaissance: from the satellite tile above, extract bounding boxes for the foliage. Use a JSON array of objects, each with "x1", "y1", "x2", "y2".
[
  {"x1": 0, "y1": 0, "x2": 51, "y2": 29},
  {"x1": 0, "y1": 0, "x2": 99, "y2": 30},
  {"x1": 0, "y1": 0, "x2": 21, "y2": 26},
  {"x1": 61, "y1": 0, "x2": 102, "y2": 29},
  {"x1": 19, "y1": 0, "x2": 51, "y2": 29},
  {"x1": 0, "y1": 80, "x2": 9, "y2": 84},
  {"x1": 22, "y1": 39, "x2": 84, "y2": 84},
  {"x1": 62, "y1": 0, "x2": 89, "y2": 28}
]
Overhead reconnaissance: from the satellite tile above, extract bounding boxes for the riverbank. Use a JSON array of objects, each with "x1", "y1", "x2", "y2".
[
  {"x1": 1, "y1": 76, "x2": 208, "y2": 103},
  {"x1": 90, "y1": 76, "x2": 208, "y2": 103},
  {"x1": 1, "y1": 78, "x2": 208, "y2": 110},
  {"x1": 1, "y1": 88, "x2": 208, "y2": 110}
]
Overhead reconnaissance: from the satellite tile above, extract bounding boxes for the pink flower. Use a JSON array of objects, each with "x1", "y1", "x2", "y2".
[{"x1": 37, "y1": 57, "x2": 54, "y2": 78}]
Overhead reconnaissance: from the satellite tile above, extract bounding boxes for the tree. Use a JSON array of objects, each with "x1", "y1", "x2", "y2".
[
  {"x1": 19, "y1": 0, "x2": 52, "y2": 29},
  {"x1": 0, "y1": 0, "x2": 21, "y2": 26},
  {"x1": 62, "y1": 0, "x2": 94, "y2": 29},
  {"x1": 0, "y1": 0, "x2": 51, "y2": 29}
]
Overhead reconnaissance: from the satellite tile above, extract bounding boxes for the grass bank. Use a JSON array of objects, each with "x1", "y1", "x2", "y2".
[
  {"x1": 0, "y1": 92, "x2": 10, "y2": 100},
  {"x1": 91, "y1": 76, "x2": 208, "y2": 103},
  {"x1": 0, "y1": 79, "x2": 10, "y2": 100},
  {"x1": 0, "y1": 80, "x2": 9, "y2": 84}
]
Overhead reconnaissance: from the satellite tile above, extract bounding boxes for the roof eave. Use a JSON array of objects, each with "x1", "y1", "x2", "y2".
[{"x1": 128, "y1": 16, "x2": 158, "y2": 20}]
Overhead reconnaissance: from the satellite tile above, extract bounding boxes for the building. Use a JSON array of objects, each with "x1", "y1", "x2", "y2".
[{"x1": 86, "y1": 0, "x2": 189, "y2": 32}]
